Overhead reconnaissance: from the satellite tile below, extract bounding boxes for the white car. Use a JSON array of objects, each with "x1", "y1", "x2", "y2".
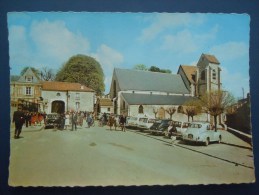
[
  {"x1": 126, "y1": 116, "x2": 138, "y2": 128},
  {"x1": 182, "y1": 122, "x2": 222, "y2": 146},
  {"x1": 173, "y1": 121, "x2": 190, "y2": 137},
  {"x1": 138, "y1": 117, "x2": 156, "y2": 130}
]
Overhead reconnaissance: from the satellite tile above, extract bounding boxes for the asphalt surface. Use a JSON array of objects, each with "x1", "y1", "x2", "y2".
[{"x1": 9, "y1": 123, "x2": 255, "y2": 187}]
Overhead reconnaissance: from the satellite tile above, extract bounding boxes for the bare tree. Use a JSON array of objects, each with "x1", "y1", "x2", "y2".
[
  {"x1": 183, "y1": 99, "x2": 202, "y2": 122},
  {"x1": 153, "y1": 107, "x2": 158, "y2": 118},
  {"x1": 40, "y1": 67, "x2": 55, "y2": 81},
  {"x1": 166, "y1": 107, "x2": 176, "y2": 119},
  {"x1": 200, "y1": 90, "x2": 235, "y2": 131}
]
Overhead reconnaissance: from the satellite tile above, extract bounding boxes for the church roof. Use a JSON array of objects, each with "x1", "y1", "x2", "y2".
[
  {"x1": 203, "y1": 54, "x2": 220, "y2": 64},
  {"x1": 41, "y1": 81, "x2": 94, "y2": 92},
  {"x1": 178, "y1": 65, "x2": 197, "y2": 84},
  {"x1": 121, "y1": 93, "x2": 197, "y2": 105},
  {"x1": 113, "y1": 68, "x2": 189, "y2": 94}
]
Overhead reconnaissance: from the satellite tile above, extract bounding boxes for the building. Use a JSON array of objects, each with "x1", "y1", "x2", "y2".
[
  {"x1": 41, "y1": 81, "x2": 95, "y2": 114},
  {"x1": 10, "y1": 67, "x2": 95, "y2": 115},
  {"x1": 10, "y1": 68, "x2": 42, "y2": 117},
  {"x1": 109, "y1": 53, "x2": 221, "y2": 121},
  {"x1": 95, "y1": 97, "x2": 113, "y2": 114}
]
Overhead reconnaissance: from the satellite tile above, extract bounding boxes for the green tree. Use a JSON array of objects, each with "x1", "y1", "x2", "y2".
[
  {"x1": 149, "y1": 66, "x2": 171, "y2": 73},
  {"x1": 133, "y1": 64, "x2": 148, "y2": 71},
  {"x1": 55, "y1": 54, "x2": 105, "y2": 95},
  {"x1": 200, "y1": 90, "x2": 235, "y2": 131}
]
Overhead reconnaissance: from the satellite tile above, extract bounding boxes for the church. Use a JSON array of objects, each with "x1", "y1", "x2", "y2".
[{"x1": 109, "y1": 53, "x2": 222, "y2": 121}]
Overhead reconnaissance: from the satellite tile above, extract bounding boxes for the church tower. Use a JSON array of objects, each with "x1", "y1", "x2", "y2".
[{"x1": 196, "y1": 53, "x2": 221, "y2": 97}]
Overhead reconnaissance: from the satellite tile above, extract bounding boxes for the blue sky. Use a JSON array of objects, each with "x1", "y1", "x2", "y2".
[{"x1": 8, "y1": 12, "x2": 250, "y2": 98}]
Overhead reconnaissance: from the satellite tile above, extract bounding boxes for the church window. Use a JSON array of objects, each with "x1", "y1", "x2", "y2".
[
  {"x1": 25, "y1": 87, "x2": 32, "y2": 95},
  {"x1": 138, "y1": 105, "x2": 144, "y2": 114},
  {"x1": 177, "y1": 106, "x2": 183, "y2": 113},
  {"x1": 212, "y1": 69, "x2": 217, "y2": 80}
]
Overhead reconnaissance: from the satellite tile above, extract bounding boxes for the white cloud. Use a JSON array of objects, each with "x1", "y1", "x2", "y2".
[
  {"x1": 139, "y1": 13, "x2": 205, "y2": 42},
  {"x1": 30, "y1": 19, "x2": 90, "y2": 63},
  {"x1": 162, "y1": 30, "x2": 198, "y2": 53},
  {"x1": 161, "y1": 25, "x2": 218, "y2": 54},
  {"x1": 91, "y1": 44, "x2": 124, "y2": 93},
  {"x1": 209, "y1": 41, "x2": 248, "y2": 62}
]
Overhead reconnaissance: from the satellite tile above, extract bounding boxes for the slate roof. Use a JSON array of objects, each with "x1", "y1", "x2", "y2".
[
  {"x1": 42, "y1": 81, "x2": 94, "y2": 92},
  {"x1": 114, "y1": 68, "x2": 189, "y2": 94},
  {"x1": 121, "y1": 93, "x2": 197, "y2": 105}
]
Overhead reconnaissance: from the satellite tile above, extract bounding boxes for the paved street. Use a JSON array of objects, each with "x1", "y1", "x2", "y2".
[{"x1": 9, "y1": 122, "x2": 255, "y2": 187}]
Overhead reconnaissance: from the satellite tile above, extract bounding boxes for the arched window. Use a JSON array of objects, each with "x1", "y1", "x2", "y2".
[
  {"x1": 177, "y1": 106, "x2": 183, "y2": 113},
  {"x1": 138, "y1": 105, "x2": 144, "y2": 114}
]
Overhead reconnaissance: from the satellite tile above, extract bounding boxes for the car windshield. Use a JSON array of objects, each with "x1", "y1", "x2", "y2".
[{"x1": 189, "y1": 123, "x2": 202, "y2": 128}]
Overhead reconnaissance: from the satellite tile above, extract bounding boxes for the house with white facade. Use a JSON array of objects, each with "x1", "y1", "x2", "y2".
[{"x1": 41, "y1": 81, "x2": 95, "y2": 114}]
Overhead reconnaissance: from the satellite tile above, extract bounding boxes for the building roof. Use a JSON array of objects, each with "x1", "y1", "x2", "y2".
[
  {"x1": 41, "y1": 81, "x2": 94, "y2": 92},
  {"x1": 98, "y1": 98, "x2": 113, "y2": 106},
  {"x1": 17, "y1": 67, "x2": 41, "y2": 83},
  {"x1": 121, "y1": 93, "x2": 197, "y2": 105},
  {"x1": 203, "y1": 54, "x2": 220, "y2": 64},
  {"x1": 179, "y1": 65, "x2": 197, "y2": 84},
  {"x1": 113, "y1": 68, "x2": 189, "y2": 94}
]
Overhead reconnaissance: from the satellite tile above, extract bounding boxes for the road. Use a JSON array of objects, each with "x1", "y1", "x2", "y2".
[{"x1": 9, "y1": 123, "x2": 255, "y2": 187}]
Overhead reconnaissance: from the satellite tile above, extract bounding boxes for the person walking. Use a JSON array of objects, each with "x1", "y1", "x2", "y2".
[
  {"x1": 64, "y1": 111, "x2": 70, "y2": 130},
  {"x1": 119, "y1": 114, "x2": 127, "y2": 132},
  {"x1": 12, "y1": 107, "x2": 25, "y2": 139},
  {"x1": 71, "y1": 111, "x2": 77, "y2": 131}
]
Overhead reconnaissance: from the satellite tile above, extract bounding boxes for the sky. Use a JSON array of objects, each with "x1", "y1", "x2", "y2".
[{"x1": 8, "y1": 12, "x2": 250, "y2": 98}]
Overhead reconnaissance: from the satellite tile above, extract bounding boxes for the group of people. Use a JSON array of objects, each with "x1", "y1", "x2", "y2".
[
  {"x1": 12, "y1": 108, "x2": 47, "y2": 139},
  {"x1": 58, "y1": 111, "x2": 95, "y2": 131},
  {"x1": 12, "y1": 107, "x2": 128, "y2": 139},
  {"x1": 107, "y1": 113, "x2": 127, "y2": 132}
]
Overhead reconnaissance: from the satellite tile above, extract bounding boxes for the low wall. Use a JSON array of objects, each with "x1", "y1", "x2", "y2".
[{"x1": 227, "y1": 127, "x2": 252, "y2": 145}]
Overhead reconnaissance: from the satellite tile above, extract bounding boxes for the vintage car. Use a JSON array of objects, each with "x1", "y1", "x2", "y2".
[
  {"x1": 149, "y1": 119, "x2": 172, "y2": 135},
  {"x1": 172, "y1": 121, "x2": 191, "y2": 138},
  {"x1": 137, "y1": 117, "x2": 156, "y2": 130},
  {"x1": 182, "y1": 122, "x2": 222, "y2": 146},
  {"x1": 45, "y1": 113, "x2": 61, "y2": 129}
]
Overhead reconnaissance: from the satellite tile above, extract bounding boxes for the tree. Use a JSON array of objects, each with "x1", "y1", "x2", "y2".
[
  {"x1": 133, "y1": 64, "x2": 148, "y2": 71},
  {"x1": 40, "y1": 67, "x2": 55, "y2": 81},
  {"x1": 153, "y1": 107, "x2": 158, "y2": 118},
  {"x1": 200, "y1": 90, "x2": 236, "y2": 131},
  {"x1": 55, "y1": 54, "x2": 105, "y2": 95},
  {"x1": 182, "y1": 99, "x2": 202, "y2": 122},
  {"x1": 166, "y1": 107, "x2": 176, "y2": 119},
  {"x1": 149, "y1": 66, "x2": 172, "y2": 73}
]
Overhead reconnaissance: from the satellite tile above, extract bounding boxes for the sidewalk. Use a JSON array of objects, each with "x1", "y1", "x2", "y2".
[{"x1": 218, "y1": 130, "x2": 252, "y2": 149}]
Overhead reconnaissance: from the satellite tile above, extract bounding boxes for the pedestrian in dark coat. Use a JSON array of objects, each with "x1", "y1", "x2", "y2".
[
  {"x1": 12, "y1": 107, "x2": 25, "y2": 139},
  {"x1": 119, "y1": 114, "x2": 127, "y2": 132},
  {"x1": 71, "y1": 111, "x2": 77, "y2": 131}
]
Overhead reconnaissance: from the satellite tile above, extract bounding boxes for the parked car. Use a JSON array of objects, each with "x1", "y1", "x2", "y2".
[
  {"x1": 137, "y1": 117, "x2": 156, "y2": 130},
  {"x1": 125, "y1": 116, "x2": 138, "y2": 129},
  {"x1": 149, "y1": 119, "x2": 172, "y2": 135},
  {"x1": 171, "y1": 121, "x2": 191, "y2": 138},
  {"x1": 45, "y1": 113, "x2": 61, "y2": 129},
  {"x1": 182, "y1": 122, "x2": 222, "y2": 146}
]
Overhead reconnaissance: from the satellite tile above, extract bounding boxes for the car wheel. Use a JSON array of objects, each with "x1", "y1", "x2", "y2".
[
  {"x1": 204, "y1": 138, "x2": 209, "y2": 146},
  {"x1": 218, "y1": 135, "x2": 222, "y2": 144}
]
